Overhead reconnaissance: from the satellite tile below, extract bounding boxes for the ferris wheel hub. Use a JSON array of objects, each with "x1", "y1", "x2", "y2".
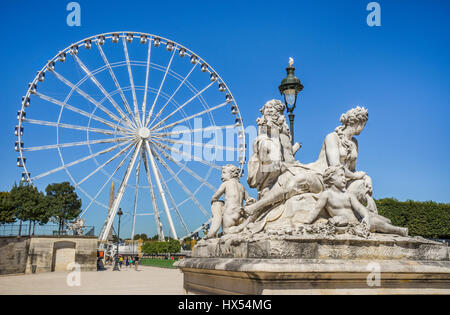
[{"x1": 137, "y1": 127, "x2": 151, "y2": 139}]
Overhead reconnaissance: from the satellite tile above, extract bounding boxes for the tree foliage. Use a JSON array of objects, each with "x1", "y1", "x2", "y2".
[
  {"x1": 0, "y1": 192, "x2": 16, "y2": 225},
  {"x1": 133, "y1": 233, "x2": 148, "y2": 241},
  {"x1": 45, "y1": 182, "x2": 82, "y2": 234},
  {"x1": 376, "y1": 198, "x2": 450, "y2": 239}
]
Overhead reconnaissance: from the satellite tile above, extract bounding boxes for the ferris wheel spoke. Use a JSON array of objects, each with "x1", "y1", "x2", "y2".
[
  {"x1": 152, "y1": 143, "x2": 217, "y2": 192},
  {"x1": 99, "y1": 140, "x2": 142, "y2": 241},
  {"x1": 34, "y1": 91, "x2": 130, "y2": 133},
  {"x1": 96, "y1": 42, "x2": 136, "y2": 123},
  {"x1": 80, "y1": 143, "x2": 135, "y2": 217},
  {"x1": 71, "y1": 54, "x2": 136, "y2": 129},
  {"x1": 76, "y1": 141, "x2": 135, "y2": 186},
  {"x1": 141, "y1": 41, "x2": 152, "y2": 124},
  {"x1": 144, "y1": 140, "x2": 178, "y2": 239},
  {"x1": 179, "y1": 217, "x2": 213, "y2": 242},
  {"x1": 23, "y1": 118, "x2": 125, "y2": 136},
  {"x1": 144, "y1": 48, "x2": 177, "y2": 127},
  {"x1": 31, "y1": 140, "x2": 133, "y2": 181},
  {"x1": 149, "y1": 81, "x2": 216, "y2": 130},
  {"x1": 151, "y1": 101, "x2": 228, "y2": 133},
  {"x1": 148, "y1": 63, "x2": 198, "y2": 128},
  {"x1": 141, "y1": 149, "x2": 164, "y2": 241},
  {"x1": 150, "y1": 144, "x2": 210, "y2": 219},
  {"x1": 152, "y1": 124, "x2": 235, "y2": 138},
  {"x1": 152, "y1": 153, "x2": 190, "y2": 236},
  {"x1": 122, "y1": 37, "x2": 142, "y2": 127},
  {"x1": 155, "y1": 137, "x2": 240, "y2": 152},
  {"x1": 151, "y1": 137, "x2": 221, "y2": 171},
  {"x1": 49, "y1": 69, "x2": 128, "y2": 128},
  {"x1": 131, "y1": 149, "x2": 142, "y2": 240},
  {"x1": 23, "y1": 136, "x2": 133, "y2": 152}
]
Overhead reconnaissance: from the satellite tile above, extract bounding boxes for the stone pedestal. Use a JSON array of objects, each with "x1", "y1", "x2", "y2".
[{"x1": 175, "y1": 234, "x2": 450, "y2": 294}]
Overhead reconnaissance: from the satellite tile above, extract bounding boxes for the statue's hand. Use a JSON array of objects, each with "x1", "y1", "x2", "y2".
[
  {"x1": 245, "y1": 198, "x2": 256, "y2": 206},
  {"x1": 362, "y1": 216, "x2": 371, "y2": 228}
]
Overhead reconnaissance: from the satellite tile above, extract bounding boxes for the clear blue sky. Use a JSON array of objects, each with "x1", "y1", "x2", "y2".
[{"x1": 0, "y1": 0, "x2": 449, "y2": 237}]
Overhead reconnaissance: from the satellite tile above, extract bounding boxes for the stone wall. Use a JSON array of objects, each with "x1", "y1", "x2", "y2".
[
  {"x1": 0, "y1": 237, "x2": 30, "y2": 275},
  {"x1": 0, "y1": 236, "x2": 97, "y2": 275}
]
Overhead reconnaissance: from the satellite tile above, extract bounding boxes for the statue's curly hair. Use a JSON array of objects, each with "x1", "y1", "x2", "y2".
[
  {"x1": 339, "y1": 106, "x2": 368, "y2": 127},
  {"x1": 260, "y1": 99, "x2": 285, "y2": 114},
  {"x1": 222, "y1": 164, "x2": 240, "y2": 179},
  {"x1": 323, "y1": 165, "x2": 345, "y2": 188},
  {"x1": 257, "y1": 99, "x2": 285, "y2": 126}
]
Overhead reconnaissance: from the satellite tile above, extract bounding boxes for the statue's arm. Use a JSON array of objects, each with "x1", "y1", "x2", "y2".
[
  {"x1": 305, "y1": 192, "x2": 328, "y2": 224},
  {"x1": 211, "y1": 183, "x2": 226, "y2": 204},
  {"x1": 324, "y1": 133, "x2": 341, "y2": 166},
  {"x1": 348, "y1": 138, "x2": 366, "y2": 179},
  {"x1": 243, "y1": 188, "x2": 256, "y2": 205},
  {"x1": 350, "y1": 194, "x2": 370, "y2": 226}
]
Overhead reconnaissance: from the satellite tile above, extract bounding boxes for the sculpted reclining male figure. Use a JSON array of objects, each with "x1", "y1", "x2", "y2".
[
  {"x1": 304, "y1": 165, "x2": 408, "y2": 236},
  {"x1": 239, "y1": 99, "x2": 324, "y2": 230}
]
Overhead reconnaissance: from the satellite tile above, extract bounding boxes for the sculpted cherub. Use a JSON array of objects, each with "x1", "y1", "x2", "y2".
[
  {"x1": 204, "y1": 165, "x2": 255, "y2": 239},
  {"x1": 304, "y1": 165, "x2": 408, "y2": 236}
]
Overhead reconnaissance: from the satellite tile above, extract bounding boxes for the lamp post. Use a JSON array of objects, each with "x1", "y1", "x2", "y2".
[
  {"x1": 112, "y1": 208, "x2": 123, "y2": 271},
  {"x1": 278, "y1": 57, "x2": 304, "y2": 144}
]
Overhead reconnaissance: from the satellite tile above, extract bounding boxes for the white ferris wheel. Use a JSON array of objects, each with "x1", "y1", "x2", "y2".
[{"x1": 15, "y1": 32, "x2": 246, "y2": 242}]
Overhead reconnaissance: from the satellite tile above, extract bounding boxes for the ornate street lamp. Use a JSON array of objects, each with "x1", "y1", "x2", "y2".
[
  {"x1": 278, "y1": 57, "x2": 304, "y2": 144},
  {"x1": 112, "y1": 208, "x2": 123, "y2": 271}
]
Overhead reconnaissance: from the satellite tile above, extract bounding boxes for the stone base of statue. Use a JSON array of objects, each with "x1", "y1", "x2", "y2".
[{"x1": 175, "y1": 231, "x2": 450, "y2": 294}]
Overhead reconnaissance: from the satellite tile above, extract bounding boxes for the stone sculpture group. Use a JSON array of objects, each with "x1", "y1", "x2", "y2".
[{"x1": 203, "y1": 100, "x2": 408, "y2": 242}]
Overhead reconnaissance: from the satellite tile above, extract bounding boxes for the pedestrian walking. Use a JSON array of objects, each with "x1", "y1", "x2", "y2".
[
  {"x1": 134, "y1": 255, "x2": 140, "y2": 271},
  {"x1": 125, "y1": 256, "x2": 129, "y2": 268}
]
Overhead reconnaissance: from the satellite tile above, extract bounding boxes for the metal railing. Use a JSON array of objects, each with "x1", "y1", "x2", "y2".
[{"x1": 0, "y1": 224, "x2": 95, "y2": 237}]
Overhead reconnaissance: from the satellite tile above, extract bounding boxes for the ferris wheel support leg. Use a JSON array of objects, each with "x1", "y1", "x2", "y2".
[
  {"x1": 144, "y1": 140, "x2": 178, "y2": 240},
  {"x1": 131, "y1": 152, "x2": 141, "y2": 241},
  {"x1": 99, "y1": 141, "x2": 142, "y2": 242},
  {"x1": 142, "y1": 150, "x2": 165, "y2": 241}
]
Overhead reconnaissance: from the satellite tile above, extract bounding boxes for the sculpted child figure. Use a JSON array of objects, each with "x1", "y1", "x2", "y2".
[
  {"x1": 204, "y1": 165, "x2": 255, "y2": 239},
  {"x1": 305, "y1": 165, "x2": 408, "y2": 236}
]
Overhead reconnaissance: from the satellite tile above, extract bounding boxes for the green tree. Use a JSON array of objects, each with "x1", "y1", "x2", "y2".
[
  {"x1": 45, "y1": 182, "x2": 82, "y2": 235},
  {"x1": 0, "y1": 191, "x2": 16, "y2": 225},
  {"x1": 9, "y1": 183, "x2": 43, "y2": 236},
  {"x1": 28, "y1": 191, "x2": 51, "y2": 235}
]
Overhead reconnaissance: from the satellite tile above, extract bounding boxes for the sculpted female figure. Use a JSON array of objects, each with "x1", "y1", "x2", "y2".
[{"x1": 305, "y1": 106, "x2": 377, "y2": 212}]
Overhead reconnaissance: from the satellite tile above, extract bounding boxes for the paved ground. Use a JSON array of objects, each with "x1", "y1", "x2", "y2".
[{"x1": 0, "y1": 265, "x2": 184, "y2": 295}]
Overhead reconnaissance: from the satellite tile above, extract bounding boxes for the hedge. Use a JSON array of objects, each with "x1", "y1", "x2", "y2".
[
  {"x1": 375, "y1": 198, "x2": 450, "y2": 239},
  {"x1": 141, "y1": 239, "x2": 181, "y2": 254}
]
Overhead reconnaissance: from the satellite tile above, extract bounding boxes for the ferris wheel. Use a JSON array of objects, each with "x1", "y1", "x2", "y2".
[{"x1": 15, "y1": 31, "x2": 246, "y2": 242}]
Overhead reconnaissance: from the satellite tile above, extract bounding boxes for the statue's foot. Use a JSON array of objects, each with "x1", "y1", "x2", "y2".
[{"x1": 398, "y1": 227, "x2": 408, "y2": 237}]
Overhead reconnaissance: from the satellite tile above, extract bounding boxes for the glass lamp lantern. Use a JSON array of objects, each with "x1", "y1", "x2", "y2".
[{"x1": 278, "y1": 57, "x2": 304, "y2": 144}]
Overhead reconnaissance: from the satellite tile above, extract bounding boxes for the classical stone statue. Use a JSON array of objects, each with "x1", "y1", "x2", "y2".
[
  {"x1": 67, "y1": 217, "x2": 86, "y2": 235},
  {"x1": 305, "y1": 165, "x2": 408, "y2": 236},
  {"x1": 204, "y1": 164, "x2": 255, "y2": 239},
  {"x1": 202, "y1": 102, "x2": 410, "y2": 240}
]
